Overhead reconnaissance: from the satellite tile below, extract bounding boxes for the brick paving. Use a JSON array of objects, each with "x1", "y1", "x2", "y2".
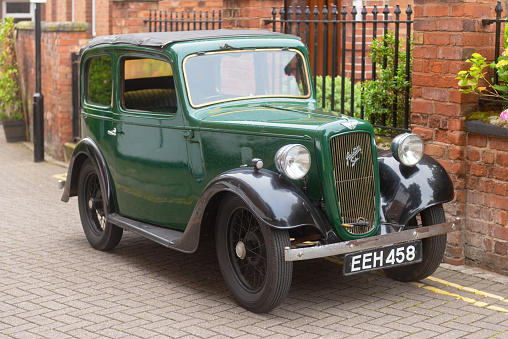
[{"x1": 1, "y1": 128, "x2": 508, "y2": 338}]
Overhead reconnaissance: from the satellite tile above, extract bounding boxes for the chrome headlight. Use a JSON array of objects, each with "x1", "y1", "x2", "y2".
[
  {"x1": 391, "y1": 133, "x2": 424, "y2": 166},
  {"x1": 275, "y1": 144, "x2": 311, "y2": 180}
]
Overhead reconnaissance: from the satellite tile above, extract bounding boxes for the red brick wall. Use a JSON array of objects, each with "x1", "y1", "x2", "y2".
[
  {"x1": 465, "y1": 134, "x2": 508, "y2": 273},
  {"x1": 411, "y1": 0, "x2": 508, "y2": 273},
  {"x1": 16, "y1": 23, "x2": 91, "y2": 160},
  {"x1": 111, "y1": 1, "x2": 159, "y2": 34}
]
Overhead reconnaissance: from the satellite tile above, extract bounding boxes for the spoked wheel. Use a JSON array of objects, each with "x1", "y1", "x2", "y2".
[
  {"x1": 216, "y1": 195, "x2": 293, "y2": 313},
  {"x1": 78, "y1": 159, "x2": 122, "y2": 251},
  {"x1": 384, "y1": 204, "x2": 447, "y2": 282}
]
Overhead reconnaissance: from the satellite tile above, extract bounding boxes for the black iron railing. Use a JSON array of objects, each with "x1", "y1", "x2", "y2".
[
  {"x1": 145, "y1": 9, "x2": 222, "y2": 32},
  {"x1": 481, "y1": 0, "x2": 507, "y2": 107},
  {"x1": 266, "y1": 4, "x2": 413, "y2": 133}
]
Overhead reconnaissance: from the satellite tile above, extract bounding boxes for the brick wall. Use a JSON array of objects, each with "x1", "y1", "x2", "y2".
[
  {"x1": 16, "y1": 22, "x2": 90, "y2": 160},
  {"x1": 412, "y1": 0, "x2": 508, "y2": 274},
  {"x1": 465, "y1": 133, "x2": 508, "y2": 273},
  {"x1": 111, "y1": 1, "x2": 159, "y2": 34}
]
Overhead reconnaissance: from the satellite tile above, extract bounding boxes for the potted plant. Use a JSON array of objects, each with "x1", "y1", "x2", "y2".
[{"x1": 0, "y1": 17, "x2": 26, "y2": 142}]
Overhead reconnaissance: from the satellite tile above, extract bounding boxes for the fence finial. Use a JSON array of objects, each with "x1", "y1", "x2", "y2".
[
  {"x1": 313, "y1": 6, "x2": 319, "y2": 17},
  {"x1": 394, "y1": 4, "x2": 401, "y2": 16},
  {"x1": 495, "y1": 0, "x2": 503, "y2": 18},
  {"x1": 406, "y1": 4, "x2": 413, "y2": 17},
  {"x1": 372, "y1": 5, "x2": 378, "y2": 16}
]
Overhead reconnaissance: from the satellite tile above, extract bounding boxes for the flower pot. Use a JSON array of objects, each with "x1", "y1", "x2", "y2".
[{"x1": 2, "y1": 119, "x2": 27, "y2": 142}]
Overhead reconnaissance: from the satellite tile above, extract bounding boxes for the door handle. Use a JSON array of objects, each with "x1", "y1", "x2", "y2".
[{"x1": 107, "y1": 128, "x2": 117, "y2": 136}]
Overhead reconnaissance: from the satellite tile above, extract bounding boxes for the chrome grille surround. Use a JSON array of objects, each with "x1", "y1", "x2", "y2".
[{"x1": 330, "y1": 132, "x2": 376, "y2": 235}]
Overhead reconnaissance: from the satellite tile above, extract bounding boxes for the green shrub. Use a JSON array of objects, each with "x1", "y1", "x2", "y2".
[
  {"x1": 0, "y1": 17, "x2": 23, "y2": 120},
  {"x1": 314, "y1": 31, "x2": 412, "y2": 136}
]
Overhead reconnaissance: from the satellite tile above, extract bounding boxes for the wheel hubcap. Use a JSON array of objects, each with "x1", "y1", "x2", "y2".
[{"x1": 236, "y1": 241, "x2": 246, "y2": 259}]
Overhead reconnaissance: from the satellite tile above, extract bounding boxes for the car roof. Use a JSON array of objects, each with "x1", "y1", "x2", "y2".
[{"x1": 81, "y1": 29, "x2": 295, "y2": 53}]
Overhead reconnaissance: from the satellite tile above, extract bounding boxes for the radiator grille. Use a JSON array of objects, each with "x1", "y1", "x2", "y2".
[{"x1": 330, "y1": 132, "x2": 376, "y2": 235}]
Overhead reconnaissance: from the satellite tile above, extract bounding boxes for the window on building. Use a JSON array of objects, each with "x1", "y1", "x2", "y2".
[{"x1": 2, "y1": 0, "x2": 33, "y2": 23}]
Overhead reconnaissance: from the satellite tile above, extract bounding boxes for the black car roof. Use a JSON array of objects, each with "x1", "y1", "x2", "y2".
[{"x1": 81, "y1": 29, "x2": 294, "y2": 52}]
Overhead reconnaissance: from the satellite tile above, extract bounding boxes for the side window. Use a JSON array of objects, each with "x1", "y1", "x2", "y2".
[
  {"x1": 121, "y1": 58, "x2": 177, "y2": 114},
  {"x1": 86, "y1": 55, "x2": 112, "y2": 107}
]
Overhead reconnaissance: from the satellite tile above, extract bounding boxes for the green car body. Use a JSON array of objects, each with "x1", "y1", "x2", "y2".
[{"x1": 62, "y1": 30, "x2": 459, "y2": 313}]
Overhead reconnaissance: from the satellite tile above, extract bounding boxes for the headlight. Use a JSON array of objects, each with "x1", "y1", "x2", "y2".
[
  {"x1": 391, "y1": 133, "x2": 424, "y2": 166},
  {"x1": 275, "y1": 144, "x2": 311, "y2": 180}
]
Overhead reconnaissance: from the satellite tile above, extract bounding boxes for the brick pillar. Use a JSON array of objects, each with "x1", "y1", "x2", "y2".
[
  {"x1": 16, "y1": 22, "x2": 91, "y2": 160},
  {"x1": 111, "y1": 1, "x2": 159, "y2": 34},
  {"x1": 223, "y1": 0, "x2": 284, "y2": 29},
  {"x1": 411, "y1": 0, "x2": 498, "y2": 265}
]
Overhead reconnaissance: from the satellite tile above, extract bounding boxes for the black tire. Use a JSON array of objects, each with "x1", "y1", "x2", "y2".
[
  {"x1": 384, "y1": 204, "x2": 447, "y2": 282},
  {"x1": 216, "y1": 195, "x2": 293, "y2": 313},
  {"x1": 78, "y1": 159, "x2": 123, "y2": 251}
]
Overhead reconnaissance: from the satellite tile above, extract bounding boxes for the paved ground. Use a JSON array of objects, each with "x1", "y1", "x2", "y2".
[{"x1": 1, "y1": 128, "x2": 508, "y2": 339}]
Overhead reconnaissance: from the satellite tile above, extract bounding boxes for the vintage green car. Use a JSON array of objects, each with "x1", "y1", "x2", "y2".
[{"x1": 62, "y1": 30, "x2": 461, "y2": 313}]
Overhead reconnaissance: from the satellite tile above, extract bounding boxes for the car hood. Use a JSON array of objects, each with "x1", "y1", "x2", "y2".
[{"x1": 196, "y1": 102, "x2": 373, "y2": 139}]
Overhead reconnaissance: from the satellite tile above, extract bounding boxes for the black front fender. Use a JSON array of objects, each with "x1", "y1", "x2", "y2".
[
  {"x1": 378, "y1": 153, "x2": 454, "y2": 226},
  {"x1": 192, "y1": 168, "x2": 330, "y2": 237},
  {"x1": 61, "y1": 138, "x2": 115, "y2": 215}
]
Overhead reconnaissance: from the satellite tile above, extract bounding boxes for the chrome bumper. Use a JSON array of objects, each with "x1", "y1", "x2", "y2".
[{"x1": 284, "y1": 218, "x2": 462, "y2": 261}]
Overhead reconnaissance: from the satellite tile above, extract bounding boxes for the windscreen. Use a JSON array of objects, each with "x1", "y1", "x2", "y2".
[{"x1": 184, "y1": 49, "x2": 310, "y2": 107}]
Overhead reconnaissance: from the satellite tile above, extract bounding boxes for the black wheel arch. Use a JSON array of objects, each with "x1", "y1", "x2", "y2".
[
  {"x1": 190, "y1": 168, "x2": 331, "y2": 240},
  {"x1": 61, "y1": 138, "x2": 116, "y2": 216},
  {"x1": 378, "y1": 153, "x2": 455, "y2": 227}
]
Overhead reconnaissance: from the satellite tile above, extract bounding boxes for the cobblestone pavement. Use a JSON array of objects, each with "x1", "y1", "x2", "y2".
[{"x1": 1, "y1": 128, "x2": 508, "y2": 339}]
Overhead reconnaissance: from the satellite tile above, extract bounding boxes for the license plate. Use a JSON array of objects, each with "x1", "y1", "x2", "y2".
[{"x1": 344, "y1": 240, "x2": 422, "y2": 275}]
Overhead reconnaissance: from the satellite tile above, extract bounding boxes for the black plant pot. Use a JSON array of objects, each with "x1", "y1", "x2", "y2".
[{"x1": 2, "y1": 119, "x2": 27, "y2": 142}]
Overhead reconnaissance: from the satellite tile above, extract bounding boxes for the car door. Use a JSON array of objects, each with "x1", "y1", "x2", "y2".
[{"x1": 107, "y1": 52, "x2": 198, "y2": 230}]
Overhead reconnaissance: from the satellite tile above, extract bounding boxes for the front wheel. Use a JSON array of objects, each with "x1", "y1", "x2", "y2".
[
  {"x1": 384, "y1": 204, "x2": 447, "y2": 282},
  {"x1": 216, "y1": 195, "x2": 293, "y2": 313},
  {"x1": 77, "y1": 159, "x2": 123, "y2": 251}
]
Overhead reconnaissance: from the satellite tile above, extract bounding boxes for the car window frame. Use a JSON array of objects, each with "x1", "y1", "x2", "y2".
[
  {"x1": 118, "y1": 52, "x2": 178, "y2": 116},
  {"x1": 83, "y1": 54, "x2": 114, "y2": 109}
]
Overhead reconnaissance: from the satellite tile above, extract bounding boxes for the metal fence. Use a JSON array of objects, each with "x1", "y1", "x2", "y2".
[
  {"x1": 145, "y1": 9, "x2": 222, "y2": 32},
  {"x1": 481, "y1": 1, "x2": 507, "y2": 107},
  {"x1": 266, "y1": 4, "x2": 413, "y2": 132}
]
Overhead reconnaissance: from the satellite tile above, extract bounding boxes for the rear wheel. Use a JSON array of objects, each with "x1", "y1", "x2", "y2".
[
  {"x1": 216, "y1": 195, "x2": 293, "y2": 313},
  {"x1": 78, "y1": 159, "x2": 123, "y2": 251},
  {"x1": 384, "y1": 204, "x2": 447, "y2": 282}
]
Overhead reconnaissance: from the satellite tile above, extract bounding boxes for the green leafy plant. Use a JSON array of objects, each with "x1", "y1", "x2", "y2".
[
  {"x1": 314, "y1": 75, "x2": 362, "y2": 116},
  {"x1": 361, "y1": 31, "x2": 412, "y2": 135},
  {"x1": 315, "y1": 31, "x2": 412, "y2": 136},
  {"x1": 0, "y1": 17, "x2": 23, "y2": 120},
  {"x1": 457, "y1": 50, "x2": 508, "y2": 102}
]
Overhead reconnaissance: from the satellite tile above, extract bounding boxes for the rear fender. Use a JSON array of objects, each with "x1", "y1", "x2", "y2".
[
  {"x1": 378, "y1": 153, "x2": 454, "y2": 226},
  {"x1": 61, "y1": 138, "x2": 115, "y2": 215}
]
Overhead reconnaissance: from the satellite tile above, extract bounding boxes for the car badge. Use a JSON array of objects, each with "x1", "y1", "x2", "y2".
[
  {"x1": 341, "y1": 116, "x2": 358, "y2": 130},
  {"x1": 346, "y1": 145, "x2": 362, "y2": 167}
]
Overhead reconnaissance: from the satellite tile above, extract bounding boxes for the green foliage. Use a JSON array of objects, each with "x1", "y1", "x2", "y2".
[
  {"x1": 87, "y1": 56, "x2": 112, "y2": 106},
  {"x1": 361, "y1": 31, "x2": 412, "y2": 135},
  {"x1": 0, "y1": 17, "x2": 23, "y2": 120},
  {"x1": 456, "y1": 50, "x2": 508, "y2": 102},
  {"x1": 314, "y1": 31, "x2": 412, "y2": 136},
  {"x1": 314, "y1": 75, "x2": 362, "y2": 116}
]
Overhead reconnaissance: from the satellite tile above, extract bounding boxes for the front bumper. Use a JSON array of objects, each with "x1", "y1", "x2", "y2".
[{"x1": 284, "y1": 218, "x2": 462, "y2": 261}]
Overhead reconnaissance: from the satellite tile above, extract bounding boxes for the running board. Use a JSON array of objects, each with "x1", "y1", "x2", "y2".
[{"x1": 108, "y1": 213, "x2": 184, "y2": 248}]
